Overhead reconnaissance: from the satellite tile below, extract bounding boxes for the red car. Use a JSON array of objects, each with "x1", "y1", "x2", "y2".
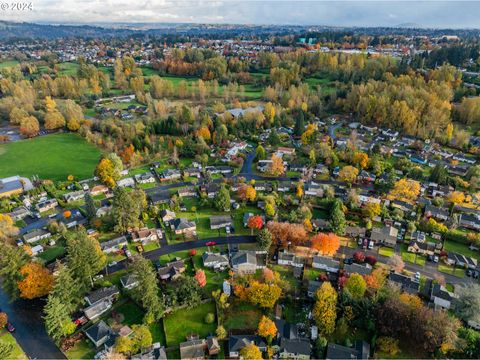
[{"x1": 205, "y1": 241, "x2": 217, "y2": 246}]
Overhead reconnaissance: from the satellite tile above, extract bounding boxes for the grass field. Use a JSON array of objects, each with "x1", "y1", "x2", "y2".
[
  {"x1": 379, "y1": 247, "x2": 394, "y2": 257},
  {"x1": 164, "y1": 302, "x2": 216, "y2": 346},
  {"x1": 0, "y1": 133, "x2": 102, "y2": 181},
  {"x1": 444, "y1": 240, "x2": 480, "y2": 260},
  {"x1": 0, "y1": 331, "x2": 27, "y2": 360},
  {"x1": 224, "y1": 300, "x2": 262, "y2": 331},
  {"x1": 0, "y1": 60, "x2": 20, "y2": 69}
]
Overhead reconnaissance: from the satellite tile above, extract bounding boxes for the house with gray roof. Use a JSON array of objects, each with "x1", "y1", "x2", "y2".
[
  {"x1": 202, "y1": 252, "x2": 229, "y2": 269},
  {"x1": 171, "y1": 218, "x2": 196, "y2": 235},
  {"x1": 344, "y1": 263, "x2": 372, "y2": 276},
  {"x1": 231, "y1": 250, "x2": 266, "y2": 274},
  {"x1": 85, "y1": 320, "x2": 114, "y2": 348},
  {"x1": 100, "y1": 236, "x2": 128, "y2": 253},
  {"x1": 228, "y1": 335, "x2": 266, "y2": 358},
  {"x1": 312, "y1": 256, "x2": 340, "y2": 273},
  {"x1": 210, "y1": 215, "x2": 232, "y2": 230},
  {"x1": 23, "y1": 229, "x2": 51, "y2": 244},
  {"x1": 326, "y1": 340, "x2": 370, "y2": 359}
]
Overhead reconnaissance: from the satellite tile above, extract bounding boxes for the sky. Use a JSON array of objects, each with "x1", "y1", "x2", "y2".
[{"x1": 1, "y1": 0, "x2": 480, "y2": 28}]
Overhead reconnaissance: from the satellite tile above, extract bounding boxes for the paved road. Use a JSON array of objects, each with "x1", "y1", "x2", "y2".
[{"x1": 0, "y1": 288, "x2": 66, "y2": 360}]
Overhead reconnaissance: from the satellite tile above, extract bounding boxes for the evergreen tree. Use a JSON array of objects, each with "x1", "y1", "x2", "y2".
[
  {"x1": 84, "y1": 193, "x2": 96, "y2": 220},
  {"x1": 257, "y1": 228, "x2": 273, "y2": 251},
  {"x1": 130, "y1": 256, "x2": 163, "y2": 323},
  {"x1": 112, "y1": 188, "x2": 147, "y2": 233},
  {"x1": 214, "y1": 185, "x2": 231, "y2": 212},
  {"x1": 0, "y1": 244, "x2": 29, "y2": 300},
  {"x1": 44, "y1": 295, "x2": 76, "y2": 342},
  {"x1": 330, "y1": 200, "x2": 346, "y2": 235},
  {"x1": 50, "y1": 262, "x2": 81, "y2": 313},
  {"x1": 294, "y1": 111, "x2": 305, "y2": 136}
]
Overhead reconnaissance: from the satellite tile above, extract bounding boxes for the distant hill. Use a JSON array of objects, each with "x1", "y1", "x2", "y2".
[{"x1": 396, "y1": 22, "x2": 423, "y2": 29}]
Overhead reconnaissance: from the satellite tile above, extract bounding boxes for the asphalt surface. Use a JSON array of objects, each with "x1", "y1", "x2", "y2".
[{"x1": 0, "y1": 288, "x2": 66, "y2": 360}]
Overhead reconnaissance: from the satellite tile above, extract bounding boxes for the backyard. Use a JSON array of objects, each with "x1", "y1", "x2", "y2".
[
  {"x1": 0, "y1": 133, "x2": 101, "y2": 181},
  {"x1": 224, "y1": 299, "x2": 262, "y2": 331}
]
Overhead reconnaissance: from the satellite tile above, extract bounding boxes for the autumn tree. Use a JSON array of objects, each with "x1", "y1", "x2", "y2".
[
  {"x1": 388, "y1": 254, "x2": 405, "y2": 272},
  {"x1": 344, "y1": 273, "x2": 367, "y2": 299},
  {"x1": 17, "y1": 262, "x2": 54, "y2": 299},
  {"x1": 247, "y1": 281, "x2": 282, "y2": 309},
  {"x1": 353, "y1": 152, "x2": 369, "y2": 169},
  {"x1": 238, "y1": 185, "x2": 256, "y2": 202},
  {"x1": 20, "y1": 115, "x2": 40, "y2": 138},
  {"x1": 194, "y1": 269, "x2": 207, "y2": 288},
  {"x1": 310, "y1": 233, "x2": 340, "y2": 256},
  {"x1": 44, "y1": 110, "x2": 66, "y2": 130},
  {"x1": 266, "y1": 221, "x2": 307, "y2": 247},
  {"x1": 0, "y1": 312, "x2": 7, "y2": 329},
  {"x1": 257, "y1": 315, "x2": 277, "y2": 343},
  {"x1": 447, "y1": 191, "x2": 465, "y2": 206},
  {"x1": 0, "y1": 214, "x2": 19, "y2": 243},
  {"x1": 95, "y1": 158, "x2": 117, "y2": 188},
  {"x1": 240, "y1": 344, "x2": 262, "y2": 360},
  {"x1": 313, "y1": 282, "x2": 337, "y2": 336},
  {"x1": 268, "y1": 154, "x2": 285, "y2": 176},
  {"x1": 247, "y1": 215, "x2": 264, "y2": 235},
  {"x1": 362, "y1": 202, "x2": 381, "y2": 220},
  {"x1": 339, "y1": 165, "x2": 359, "y2": 185},
  {"x1": 389, "y1": 179, "x2": 420, "y2": 202}
]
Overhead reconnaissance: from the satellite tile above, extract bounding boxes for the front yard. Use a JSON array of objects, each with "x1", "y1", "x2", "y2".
[{"x1": 224, "y1": 300, "x2": 262, "y2": 331}]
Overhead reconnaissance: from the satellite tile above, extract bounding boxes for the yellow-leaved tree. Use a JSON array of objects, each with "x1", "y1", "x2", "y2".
[
  {"x1": 313, "y1": 282, "x2": 337, "y2": 336},
  {"x1": 257, "y1": 315, "x2": 277, "y2": 343},
  {"x1": 388, "y1": 178, "x2": 420, "y2": 202}
]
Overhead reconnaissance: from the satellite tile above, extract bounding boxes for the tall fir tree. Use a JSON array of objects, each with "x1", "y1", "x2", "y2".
[
  {"x1": 0, "y1": 244, "x2": 29, "y2": 300},
  {"x1": 44, "y1": 295, "x2": 76, "y2": 342}
]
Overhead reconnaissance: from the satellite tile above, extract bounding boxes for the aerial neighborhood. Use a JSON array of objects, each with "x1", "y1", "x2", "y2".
[{"x1": 1, "y1": 17, "x2": 480, "y2": 360}]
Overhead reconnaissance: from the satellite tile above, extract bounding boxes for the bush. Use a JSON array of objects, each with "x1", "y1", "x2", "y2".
[
  {"x1": 365, "y1": 255, "x2": 377, "y2": 266},
  {"x1": 376, "y1": 336, "x2": 400, "y2": 356},
  {"x1": 204, "y1": 312, "x2": 215, "y2": 324}
]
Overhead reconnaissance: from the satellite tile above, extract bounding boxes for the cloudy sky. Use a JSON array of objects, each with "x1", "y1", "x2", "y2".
[{"x1": 2, "y1": 0, "x2": 480, "y2": 28}]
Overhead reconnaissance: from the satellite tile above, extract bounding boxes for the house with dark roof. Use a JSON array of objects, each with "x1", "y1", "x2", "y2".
[
  {"x1": 158, "y1": 168, "x2": 182, "y2": 182},
  {"x1": 388, "y1": 272, "x2": 420, "y2": 294},
  {"x1": 84, "y1": 320, "x2": 114, "y2": 348},
  {"x1": 157, "y1": 259, "x2": 186, "y2": 281},
  {"x1": 149, "y1": 190, "x2": 171, "y2": 205},
  {"x1": 228, "y1": 335, "x2": 266, "y2": 358},
  {"x1": 206, "y1": 336, "x2": 221, "y2": 356},
  {"x1": 424, "y1": 205, "x2": 449, "y2": 222},
  {"x1": 231, "y1": 250, "x2": 266, "y2": 274},
  {"x1": 326, "y1": 340, "x2": 370, "y2": 360},
  {"x1": 84, "y1": 299, "x2": 113, "y2": 321},
  {"x1": 179, "y1": 339, "x2": 206, "y2": 360},
  {"x1": 23, "y1": 229, "x2": 51, "y2": 244},
  {"x1": 210, "y1": 215, "x2": 233, "y2": 230},
  {"x1": 278, "y1": 338, "x2": 311, "y2": 359},
  {"x1": 63, "y1": 190, "x2": 85, "y2": 203},
  {"x1": 344, "y1": 263, "x2": 372, "y2": 276},
  {"x1": 131, "y1": 342, "x2": 167, "y2": 360},
  {"x1": 85, "y1": 285, "x2": 119, "y2": 306},
  {"x1": 407, "y1": 241, "x2": 436, "y2": 256},
  {"x1": 203, "y1": 183, "x2": 220, "y2": 198},
  {"x1": 178, "y1": 186, "x2": 197, "y2": 198},
  {"x1": 0, "y1": 176, "x2": 24, "y2": 198},
  {"x1": 36, "y1": 198, "x2": 58, "y2": 213},
  {"x1": 171, "y1": 218, "x2": 196, "y2": 235},
  {"x1": 312, "y1": 256, "x2": 340, "y2": 273},
  {"x1": 370, "y1": 225, "x2": 398, "y2": 247},
  {"x1": 446, "y1": 252, "x2": 478, "y2": 269},
  {"x1": 120, "y1": 274, "x2": 139, "y2": 290},
  {"x1": 459, "y1": 213, "x2": 480, "y2": 231},
  {"x1": 8, "y1": 206, "x2": 30, "y2": 221},
  {"x1": 345, "y1": 226, "x2": 366, "y2": 238},
  {"x1": 312, "y1": 219, "x2": 330, "y2": 231},
  {"x1": 100, "y1": 236, "x2": 128, "y2": 253},
  {"x1": 278, "y1": 251, "x2": 305, "y2": 268}
]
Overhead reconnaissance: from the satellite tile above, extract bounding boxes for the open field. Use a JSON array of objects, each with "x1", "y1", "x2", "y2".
[
  {"x1": 0, "y1": 133, "x2": 101, "y2": 181},
  {"x1": 0, "y1": 331, "x2": 27, "y2": 360},
  {"x1": 0, "y1": 60, "x2": 20, "y2": 69}
]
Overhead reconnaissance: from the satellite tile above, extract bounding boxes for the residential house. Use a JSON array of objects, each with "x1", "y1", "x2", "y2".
[
  {"x1": 120, "y1": 274, "x2": 139, "y2": 290},
  {"x1": 59, "y1": 208, "x2": 86, "y2": 228},
  {"x1": 345, "y1": 226, "x2": 366, "y2": 238},
  {"x1": 100, "y1": 236, "x2": 128, "y2": 253},
  {"x1": 429, "y1": 283, "x2": 458, "y2": 310},
  {"x1": 84, "y1": 299, "x2": 113, "y2": 321},
  {"x1": 206, "y1": 337, "x2": 221, "y2": 356},
  {"x1": 258, "y1": 160, "x2": 273, "y2": 173},
  {"x1": 388, "y1": 272, "x2": 420, "y2": 294},
  {"x1": 36, "y1": 198, "x2": 58, "y2": 213},
  {"x1": 135, "y1": 172, "x2": 156, "y2": 184},
  {"x1": 117, "y1": 177, "x2": 135, "y2": 188},
  {"x1": 204, "y1": 183, "x2": 220, "y2": 198},
  {"x1": 149, "y1": 191, "x2": 171, "y2": 205},
  {"x1": 424, "y1": 205, "x2": 449, "y2": 222},
  {"x1": 307, "y1": 280, "x2": 323, "y2": 298},
  {"x1": 160, "y1": 209, "x2": 176, "y2": 222},
  {"x1": 183, "y1": 168, "x2": 202, "y2": 178},
  {"x1": 304, "y1": 182, "x2": 324, "y2": 198},
  {"x1": 131, "y1": 228, "x2": 160, "y2": 245},
  {"x1": 159, "y1": 169, "x2": 182, "y2": 182},
  {"x1": 202, "y1": 252, "x2": 229, "y2": 269},
  {"x1": 178, "y1": 186, "x2": 197, "y2": 198},
  {"x1": 63, "y1": 190, "x2": 85, "y2": 203},
  {"x1": 278, "y1": 251, "x2": 305, "y2": 268},
  {"x1": 312, "y1": 219, "x2": 330, "y2": 231},
  {"x1": 157, "y1": 259, "x2": 186, "y2": 281},
  {"x1": 231, "y1": 250, "x2": 266, "y2": 274},
  {"x1": 276, "y1": 147, "x2": 295, "y2": 158},
  {"x1": 0, "y1": 176, "x2": 24, "y2": 198},
  {"x1": 446, "y1": 252, "x2": 478, "y2": 269},
  {"x1": 407, "y1": 241, "x2": 436, "y2": 256},
  {"x1": 357, "y1": 170, "x2": 376, "y2": 183},
  {"x1": 96, "y1": 206, "x2": 112, "y2": 217},
  {"x1": 459, "y1": 213, "x2": 480, "y2": 231},
  {"x1": 23, "y1": 229, "x2": 51, "y2": 244},
  {"x1": 205, "y1": 166, "x2": 232, "y2": 175},
  {"x1": 210, "y1": 215, "x2": 233, "y2": 230},
  {"x1": 85, "y1": 286, "x2": 119, "y2": 306},
  {"x1": 229, "y1": 335, "x2": 267, "y2": 358},
  {"x1": 370, "y1": 225, "x2": 398, "y2": 247},
  {"x1": 344, "y1": 263, "x2": 372, "y2": 276},
  {"x1": 90, "y1": 185, "x2": 109, "y2": 196},
  {"x1": 31, "y1": 244, "x2": 44, "y2": 256},
  {"x1": 8, "y1": 206, "x2": 30, "y2": 221},
  {"x1": 131, "y1": 343, "x2": 167, "y2": 360},
  {"x1": 326, "y1": 341, "x2": 370, "y2": 360},
  {"x1": 312, "y1": 256, "x2": 340, "y2": 273},
  {"x1": 85, "y1": 321, "x2": 114, "y2": 348},
  {"x1": 278, "y1": 338, "x2": 311, "y2": 360},
  {"x1": 171, "y1": 218, "x2": 196, "y2": 235},
  {"x1": 391, "y1": 200, "x2": 414, "y2": 213},
  {"x1": 179, "y1": 339, "x2": 206, "y2": 360}
]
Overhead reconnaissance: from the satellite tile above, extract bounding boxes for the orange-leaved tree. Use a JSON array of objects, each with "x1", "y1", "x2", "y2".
[
  {"x1": 194, "y1": 269, "x2": 207, "y2": 288},
  {"x1": 17, "y1": 262, "x2": 54, "y2": 299},
  {"x1": 310, "y1": 232, "x2": 340, "y2": 256},
  {"x1": 247, "y1": 215, "x2": 264, "y2": 234},
  {"x1": 257, "y1": 315, "x2": 277, "y2": 343}
]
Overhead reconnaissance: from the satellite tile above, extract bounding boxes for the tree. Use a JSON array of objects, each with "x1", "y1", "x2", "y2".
[
  {"x1": 257, "y1": 228, "x2": 273, "y2": 251},
  {"x1": 388, "y1": 254, "x2": 404, "y2": 272},
  {"x1": 294, "y1": 111, "x2": 305, "y2": 136},
  {"x1": 0, "y1": 214, "x2": 19, "y2": 243},
  {"x1": 17, "y1": 262, "x2": 53, "y2": 299},
  {"x1": 330, "y1": 200, "x2": 346, "y2": 235},
  {"x1": 49, "y1": 262, "x2": 81, "y2": 313},
  {"x1": 255, "y1": 145, "x2": 266, "y2": 160},
  {"x1": 310, "y1": 233, "x2": 340, "y2": 256},
  {"x1": 296, "y1": 180, "x2": 304, "y2": 198},
  {"x1": 66, "y1": 228, "x2": 106, "y2": 293},
  {"x1": 247, "y1": 281, "x2": 282, "y2": 309},
  {"x1": 238, "y1": 185, "x2": 256, "y2": 202},
  {"x1": 248, "y1": 215, "x2": 264, "y2": 235},
  {"x1": 257, "y1": 315, "x2": 277, "y2": 343},
  {"x1": 266, "y1": 221, "x2": 307, "y2": 247},
  {"x1": 214, "y1": 185, "x2": 231, "y2": 212},
  {"x1": 115, "y1": 336, "x2": 133, "y2": 355},
  {"x1": 362, "y1": 203, "x2": 381, "y2": 220},
  {"x1": 240, "y1": 344, "x2": 262, "y2": 360},
  {"x1": 0, "y1": 341, "x2": 14, "y2": 359},
  {"x1": 353, "y1": 152, "x2": 369, "y2": 169},
  {"x1": 429, "y1": 164, "x2": 448, "y2": 185},
  {"x1": 44, "y1": 111, "x2": 66, "y2": 130},
  {"x1": 44, "y1": 295, "x2": 76, "y2": 342},
  {"x1": 20, "y1": 115, "x2": 40, "y2": 138},
  {"x1": 389, "y1": 179, "x2": 420, "y2": 202},
  {"x1": 452, "y1": 284, "x2": 480, "y2": 323},
  {"x1": 194, "y1": 269, "x2": 207, "y2": 288},
  {"x1": 0, "y1": 312, "x2": 7, "y2": 329},
  {"x1": 0, "y1": 244, "x2": 29, "y2": 300},
  {"x1": 84, "y1": 193, "x2": 96, "y2": 220},
  {"x1": 339, "y1": 166, "x2": 359, "y2": 185},
  {"x1": 112, "y1": 188, "x2": 147, "y2": 233},
  {"x1": 313, "y1": 282, "x2": 337, "y2": 336},
  {"x1": 447, "y1": 191, "x2": 465, "y2": 206},
  {"x1": 95, "y1": 158, "x2": 116, "y2": 188},
  {"x1": 268, "y1": 154, "x2": 285, "y2": 176},
  {"x1": 130, "y1": 256, "x2": 163, "y2": 323},
  {"x1": 44, "y1": 96, "x2": 57, "y2": 112},
  {"x1": 353, "y1": 251, "x2": 366, "y2": 263},
  {"x1": 205, "y1": 312, "x2": 215, "y2": 324},
  {"x1": 344, "y1": 273, "x2": 367, "y2": 299},
  {"x1": 216, "y1": 325, "x2": 227, "y2": 340},
  {"x1": 130, "y1": 325, "x2": 153, "y2": 354},
  {"x1": 376, "y1": 337, "x2": 400, "y2": 357}
]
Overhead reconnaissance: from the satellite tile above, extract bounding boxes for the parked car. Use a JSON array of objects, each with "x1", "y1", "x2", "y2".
[
  {"x1": 414, "y1": 272, "x2": 421, "y2": 280},
  {"x1": 74, "y1": 316, "x2": 88, "y2": 326},
  {"x1": 136, "y1": 244, "x2": 144, "y2": 253},
  {"x1": 125, "y1": 250, "x2": 132, "y2": 258},
  {"x1": 344, "y1": 258, "x2": 354, "y2": 265},
  {"x1": 206, "y1": 241, "x2": 216, "y2": 246},
  {"x1": 226, "y1": 226, "x2": 231, "y2": 234},
  {"x1": 108, "y1": 261, "x2": 117, "y2": 267},
  {"x1": 357, "y1": 238, "x2": 363, "y2": 246},
  {"x1": 433, "y1": 255, "x2": 439, "y2": 263},
  {"x1": 7, "y1": 322, "x2": 15, "y2": 332},
  {"x1": 368, "y1": 241, "x2": 374, "y2": 250}
]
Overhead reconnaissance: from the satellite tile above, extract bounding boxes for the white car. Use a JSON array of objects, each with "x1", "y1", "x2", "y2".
[
  {"x1": 108, "y1": 261, "x2": 117, "y2": 267},
  {"x1": 368, "y1": 241, "x2": 374, "y2": 250}
]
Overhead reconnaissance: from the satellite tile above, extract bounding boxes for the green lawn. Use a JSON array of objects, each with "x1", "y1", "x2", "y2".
[
  {"x1": 38, "y1": 245, "x2": 66, "y2": 263},
  {"x1": 191, "y1": 254, "x2": 229, "y2": 295},
  {"x1": 400, "y1": 245, "x2": 426, "y2": 266},
  {"x1": 0, "y1": 133, "x2": 102, "y2": 181},
  {"x1": 163, "y1": 302, "x2": 216, "y2": 346},
  {"x1": 224, "y1": 300, "x2": 262, "y2": 331},
  {"x1": 0, "y1": 60, "x2": 20, "y2": 69},
  {"x1": 379, "y1": 247, "x2": 394, "y2": 257},
  {"x1": 114, "y1": 301, "x2": 144, "y2": 326},
  {"x1": 64, "y1": 338, "x2": 95, "y2": 360},
  {"x1": 0, "y1": 331, "x2": 27, "y2": 360},
  {"x1": 444, "y1": 240, "x2": 480, "y2": 261},
  {"x1": 438, "y1": 263, "x2": 466, "y2": 278}
]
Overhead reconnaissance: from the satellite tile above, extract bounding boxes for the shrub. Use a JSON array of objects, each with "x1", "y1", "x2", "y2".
[
  {"x1": 353, "y1": 251, "x2": 366, "y2": 263},
  {"x1": 204, "y1": 312, "x2": 215, "y2": 324},
  {"x1": 365, "y1": 255, "x2": 377, "y2": 266},
  {"x1": 376, "y1": 336, "x2": 400, "y2": 356}
]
